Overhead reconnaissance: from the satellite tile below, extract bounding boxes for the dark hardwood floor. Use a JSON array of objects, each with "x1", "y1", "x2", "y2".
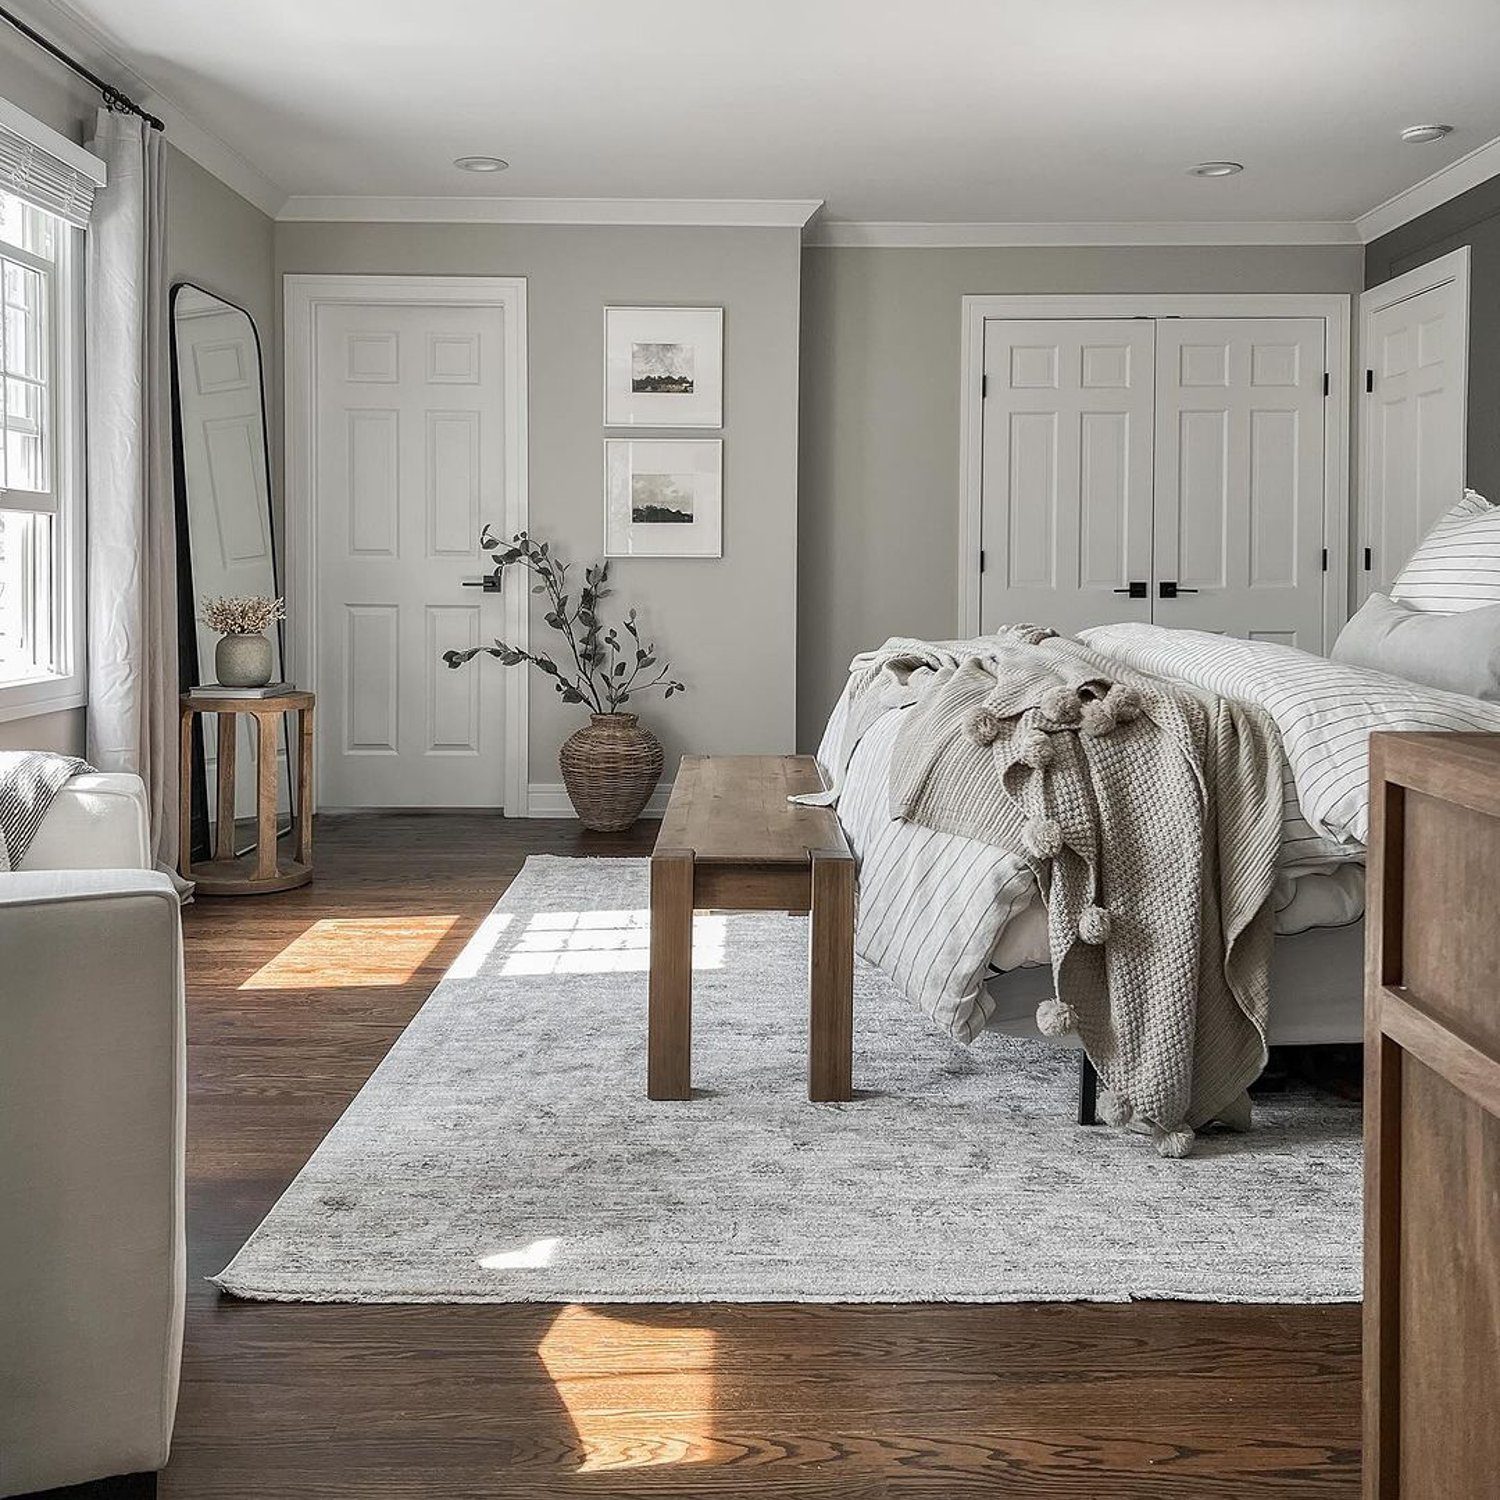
[{"x1": 164, "y1": 813, "x2": 1361, "y2": 1498}]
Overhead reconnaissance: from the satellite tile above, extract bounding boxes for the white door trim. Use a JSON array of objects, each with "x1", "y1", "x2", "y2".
[
  {"x1": 284, "y1": 273, "x2": 531, "y2": 815},
  {"x1": 958, "y1": 293, "x2": 1352, "y2": 651},
  {"x1": 1357, "y1": 245, "x2": 1470, "y2": 599}
]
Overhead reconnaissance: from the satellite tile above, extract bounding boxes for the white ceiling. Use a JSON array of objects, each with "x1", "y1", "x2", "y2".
[{"x1": 23, "y1": 0, "x2": 1500, "y2": 230}]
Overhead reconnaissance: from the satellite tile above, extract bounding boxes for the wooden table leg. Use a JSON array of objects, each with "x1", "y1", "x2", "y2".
[
  {"x1": 294, "y1": 703, "x2": 314, "y2": 866},
  {"x1": 178, "y1": 706, "x2": 194, "y2": 881},
  {"x1": 214, "y1": 714, "x2": 238, "y2": 862},
  {"x1": 648, "y1": 847, "x2": 695, "y2": 1100},
  {"x1": 254, "y1": 710, "x2": 278, "y2": 882},
  {"x1": 809, "y1": 848, "x2": 855, "y2": 1102}
]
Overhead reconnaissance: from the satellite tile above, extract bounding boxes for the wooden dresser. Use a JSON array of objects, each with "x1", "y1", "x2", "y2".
[{"x1": 1365, "y1": 732, "x2": 1500, "y2": 1497}]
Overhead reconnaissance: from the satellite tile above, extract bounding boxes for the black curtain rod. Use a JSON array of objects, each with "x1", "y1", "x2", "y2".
[{"x1": 0, "y1": 4, "x2": 164, "y2": 132}]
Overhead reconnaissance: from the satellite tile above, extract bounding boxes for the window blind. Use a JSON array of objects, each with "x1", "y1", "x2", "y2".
[{"x1": 0, "y1": 96, "x2": 105, "y2": 228}]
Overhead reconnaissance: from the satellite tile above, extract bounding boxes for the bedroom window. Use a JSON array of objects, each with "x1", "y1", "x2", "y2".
[{"x1": 0, "y1": 187, "x2": 84, "y2": 719}]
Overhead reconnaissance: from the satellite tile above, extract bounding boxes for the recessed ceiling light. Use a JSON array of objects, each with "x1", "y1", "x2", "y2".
[
  {"x1": 1400, "y1": 124, "x2": 1453, "y2": 144},
  {"x1": 454, "y1": 155, "x2": 509, "y2": 173},
  {"x1": 1188, "y1": 161, "x2": 1244, "y2": 177}
]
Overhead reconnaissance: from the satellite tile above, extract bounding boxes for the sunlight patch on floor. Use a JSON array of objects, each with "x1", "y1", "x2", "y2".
[
  {"x1": 538, "y1": 1304, "x2": 717, "y2": 1472},
  {"x1": 238, "y1": 916, "x2": 461, "y2": 989},
  {"x1": 500, "y1": 908, "x2": 727, "y2": 977}
]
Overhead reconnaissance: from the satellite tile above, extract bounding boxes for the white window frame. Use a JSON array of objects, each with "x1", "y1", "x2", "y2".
[{"x1": 0, "y1": 212, "x2": 86, "y2": 722}]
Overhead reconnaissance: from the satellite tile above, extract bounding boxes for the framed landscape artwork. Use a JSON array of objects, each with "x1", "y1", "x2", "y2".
[
  {"x1": 604, "y1": 438, "x2": 722, "y2": 557},
  {"x1": 603, "y1": 306, "x2": 723, "y2": 427}
]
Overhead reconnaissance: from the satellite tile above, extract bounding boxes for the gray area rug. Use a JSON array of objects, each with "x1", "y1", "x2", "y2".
[{"x1": 215, "y1": 856, "x2": 1362, "y2": 1304}]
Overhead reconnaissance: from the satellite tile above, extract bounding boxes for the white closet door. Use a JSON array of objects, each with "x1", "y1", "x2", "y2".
[
  {"x1": 1152, "y1": 318, "x2": 1327, "y2": 650},
  {"x1": 1360, "y1": 265, "x2": 1468, "y2": 598},
  {"x1": 979, "y1": 319, "x2": 1156, "y2": 637},
  {"x1": 314, "y1": 300, "x2": 508, "y2": 808}
]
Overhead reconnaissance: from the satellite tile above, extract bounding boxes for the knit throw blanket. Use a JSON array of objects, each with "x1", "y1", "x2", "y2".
[
  {"x1": 0, "y1": 750, "x2": 93, "y2": 872},
  {"x1": 851, "y1": 631, "x2": 1284, "y2": 1157}
]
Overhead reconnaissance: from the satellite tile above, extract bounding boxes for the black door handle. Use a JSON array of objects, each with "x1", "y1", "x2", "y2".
[
  {"x1": 1158, "y1": 581, "x2": 1199, "y2": 599},
  {"x1": 461, "y1": 576, "x2": 503, "y2": 592},
  {"x1": 1112, "y1": 581, "x2": 1148, "y2": 599}
]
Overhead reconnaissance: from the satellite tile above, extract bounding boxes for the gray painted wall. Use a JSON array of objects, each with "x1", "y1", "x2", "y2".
[
  {"x1": 0, "y1": 36, "x2": 275, "y2": 755},
  {"x1": 1365, "y1": 175, "x2": 1500, "y2": 504},
  {"x1": 274, "y1": 221, "x2": 803, "y2": 786},
  {"x1": 796, "y1": 244, "x2": 1364, "y2": 748}
]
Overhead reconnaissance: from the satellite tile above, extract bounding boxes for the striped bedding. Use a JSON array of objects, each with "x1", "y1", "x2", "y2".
[
  {"x1": 820, "y1": 622, "x2": 1500, "y2": 1041},
  {"x1": 1078, "y1": 623, "x2": 1500, "y2": 846},
  {"x1": 1391, "y1": 489, "x2": 1500, "y2": 613}
]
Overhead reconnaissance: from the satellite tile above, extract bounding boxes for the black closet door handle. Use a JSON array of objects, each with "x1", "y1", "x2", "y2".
[
  {"x1": 1158, "y1": 581, "x2": 1199, "y2": 599},
  {"x1": 1112, "y1": 581, "x2": 1148, "y2": 599}
]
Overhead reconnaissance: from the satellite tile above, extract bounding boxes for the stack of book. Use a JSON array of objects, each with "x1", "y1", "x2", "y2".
[{"x1": 187, "y1": 682, "x2": 294, "y2": 699}]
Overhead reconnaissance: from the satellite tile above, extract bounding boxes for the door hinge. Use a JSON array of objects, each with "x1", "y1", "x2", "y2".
[
  {"x1": 979, "y1": 549, "x2": 986, "y2": 574},
  {"x1": 981, "y1": 374, "x2": 988, "y2": 399},
  {"x1": 1366, "y1": 369, "x2": 1375, "y2": 393},
  {"x1": 1321, "y1": 547, "x2": 1328, "y2": 572},
  {"x1": 1364, "y1": 546, "x2": 1372, "y2": 572},
  {"x1": 1322, "y1": 372, "x2": 1330, "y2": 396}
]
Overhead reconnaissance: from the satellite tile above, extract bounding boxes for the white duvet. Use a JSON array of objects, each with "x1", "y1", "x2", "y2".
[{"x1": 821, "y1": 622, "x2": 1500, "y2": 1040}]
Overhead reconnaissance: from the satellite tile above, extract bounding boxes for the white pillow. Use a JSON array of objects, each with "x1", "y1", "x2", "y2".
[
  {"x1": 1333, "y1": 592, "x2": 1500, "y2": 700},
  {"x1": 1391, "y1": 489, "x2": 1500, "y2": 613}
]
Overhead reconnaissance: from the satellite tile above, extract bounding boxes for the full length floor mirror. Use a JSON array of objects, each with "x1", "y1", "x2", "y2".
[{"x1": 170, "y1": 281, "x2": 290, "y2": 858}]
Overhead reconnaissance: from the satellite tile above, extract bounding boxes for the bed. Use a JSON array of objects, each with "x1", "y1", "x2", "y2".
[{"x1": 813, "y1": 618, "x2": 1500, "y2": 1146}]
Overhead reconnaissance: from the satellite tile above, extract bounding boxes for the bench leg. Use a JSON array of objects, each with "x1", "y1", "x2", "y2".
[
  {"x1": 1078, "y1": 1052, "x2": 1099, "y2": 1126},
  {"x1": 809, "y1": 849, "x2": 855, "y2": 1102},
  {"x1": 648, "y1": 848, "x2": 694, "y2": 1100}
]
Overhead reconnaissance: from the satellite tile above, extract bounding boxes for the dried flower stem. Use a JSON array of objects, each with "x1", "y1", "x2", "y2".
[{"x1": 199, "y1": 595, "x2": 286, "y2": 635}]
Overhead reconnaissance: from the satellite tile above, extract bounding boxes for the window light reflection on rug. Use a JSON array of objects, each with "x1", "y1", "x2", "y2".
[
  {"x1": 537, "y1": 1305, "x2": 717, "y2": 1472},
  {"x1": 500, "y1": 909, "x2": 727, "y2": 977},
  {"x1": 478, "y1": 1236, "x2": 560, "y2": 1271},
  {"x1": 445, "y1": 910, "x2": 515, "y2": 979}
]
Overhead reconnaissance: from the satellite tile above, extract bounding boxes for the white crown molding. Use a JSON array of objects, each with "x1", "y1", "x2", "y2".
[
  {"x1": 1355, "y1": 132, "x2": 1500, "y2": 244},
  {"x1": 805, "y1": 219, "x2": 1363, "y2": 248},
  {"x1": 11, "y1": 0, "x2": 287, "y2": 217},
  {"x1": 526, "y1": 781, "x2": 674, "y2": 819},
  {"x1": 277, "y1": 195, "x2": 824, "y2": 227}
]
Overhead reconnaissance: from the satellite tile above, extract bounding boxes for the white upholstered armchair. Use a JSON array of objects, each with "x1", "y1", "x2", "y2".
[{"x1": 0, "y1": 773, "x2": 185, "y2": 1497}]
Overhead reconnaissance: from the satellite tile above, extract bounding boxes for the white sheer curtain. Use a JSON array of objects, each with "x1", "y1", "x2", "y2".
[{"x1": 84, "y1": 109, "x2": 177, "y2": 868}]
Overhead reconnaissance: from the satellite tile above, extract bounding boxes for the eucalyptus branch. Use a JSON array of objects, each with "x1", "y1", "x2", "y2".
[{"x1": 444, "y1": 530, "x2": 686, "y2": 712}]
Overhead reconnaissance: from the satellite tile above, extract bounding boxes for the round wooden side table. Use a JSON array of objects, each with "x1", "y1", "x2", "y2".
[{"x1": 178, "y1": 690, "x2": 315, "y2": 895}]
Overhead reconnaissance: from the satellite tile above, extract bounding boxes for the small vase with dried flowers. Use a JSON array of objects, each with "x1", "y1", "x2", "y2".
[{"x1": 200, "y1": 594, "x2": 286, "y2": 688}]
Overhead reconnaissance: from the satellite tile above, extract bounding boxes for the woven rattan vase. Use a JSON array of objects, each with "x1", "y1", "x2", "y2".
[{"x1": 559, "y1": 713, "x2": 664, "y2": 831}]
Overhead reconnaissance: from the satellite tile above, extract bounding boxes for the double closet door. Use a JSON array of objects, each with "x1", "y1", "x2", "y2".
[{"x1": 978, "y1": 316, "x2": 1328, "y2": 649}]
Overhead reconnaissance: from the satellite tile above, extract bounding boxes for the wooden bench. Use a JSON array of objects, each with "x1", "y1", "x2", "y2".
[{"x1": 648, "y1": 755, "x2": 855, "y2": 1102}]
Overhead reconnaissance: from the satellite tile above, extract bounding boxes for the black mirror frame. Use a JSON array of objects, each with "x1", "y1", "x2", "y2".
[{"x1": 168, "y1": 279, "x2": 287, "y2": 863}]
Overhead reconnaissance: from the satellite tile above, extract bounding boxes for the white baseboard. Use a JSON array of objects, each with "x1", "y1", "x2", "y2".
[{"x1": 525, "y1": 781, "x2": 674, "y2": 819}]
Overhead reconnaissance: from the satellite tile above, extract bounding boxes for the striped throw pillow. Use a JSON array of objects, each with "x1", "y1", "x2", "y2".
[{"x1": 1391, "y1": 490, "x2": 1500, "y2": 613}]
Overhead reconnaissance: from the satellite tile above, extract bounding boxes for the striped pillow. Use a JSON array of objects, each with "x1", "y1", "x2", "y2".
[{"x1": 1391, "y1": 490, "x2": 1500, "y2": 613}]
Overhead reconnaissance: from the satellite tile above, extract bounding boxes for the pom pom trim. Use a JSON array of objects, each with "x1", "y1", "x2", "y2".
[
  {"x1": 1078, "y1": 903, "x2": 1112, "y2": 945},
  {"x1": 1036, "y1": 996, "x2": 1078, "y2": 1037}
]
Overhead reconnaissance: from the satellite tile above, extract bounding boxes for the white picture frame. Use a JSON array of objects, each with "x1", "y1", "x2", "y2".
[
  {"x1": 604, "y1": 438, "x2": 722, "y2": 558},
  {"x1": 603, "y1": 305, "x2": 723, "y2": 428}
]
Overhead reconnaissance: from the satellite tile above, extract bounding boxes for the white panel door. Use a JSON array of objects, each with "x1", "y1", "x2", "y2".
[
  {"x1": 979, "y1": 319, "x2": 1156, "y2": 636},
  {"x1": 314, "y1": 301, "x2": 507, "y2": 807},
  {"x1": 1152, "y1": 318, "x2": 1327, "y2": 650},
  {"x1": 1360, "y1": 270, "x2": 1468, "y2": 598}
]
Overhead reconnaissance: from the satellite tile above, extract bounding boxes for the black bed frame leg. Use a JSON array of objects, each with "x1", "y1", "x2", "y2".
[{"x1": 1077, "y1": 1053, "x2": 1098, "y2": 1126}]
